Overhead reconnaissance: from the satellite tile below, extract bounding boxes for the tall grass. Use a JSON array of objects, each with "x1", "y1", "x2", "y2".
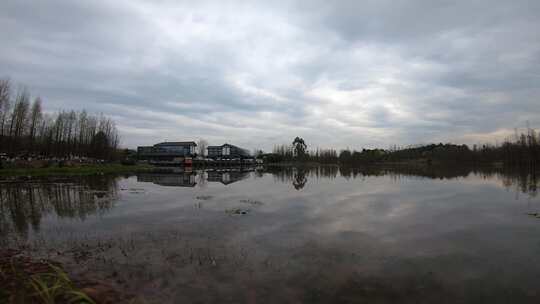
[{"x1": 1, "y1": 258, "x2": 95, "y2": 304}]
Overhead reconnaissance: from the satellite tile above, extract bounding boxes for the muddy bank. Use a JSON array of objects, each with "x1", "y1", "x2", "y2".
[{"x1": 0, "y1": 249, "x2": 130, "y2": 304}]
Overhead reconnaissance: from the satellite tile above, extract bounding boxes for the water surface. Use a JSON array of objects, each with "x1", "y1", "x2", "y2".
[{"x1": 2, "y1": 166, "x2": 540, "y2": 303}]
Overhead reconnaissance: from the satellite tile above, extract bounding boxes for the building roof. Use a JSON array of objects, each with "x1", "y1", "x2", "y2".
[
  {"x1": 154, "y1": 141, "x2": 197, "y2": 147},
  {"x1": 207, "y1": 143, "x2": 240, "y2": 149}
]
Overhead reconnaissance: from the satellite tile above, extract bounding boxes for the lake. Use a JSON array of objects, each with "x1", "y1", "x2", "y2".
[{"x1": 2, "y1": 165, "x2": 540, "y2": 303}]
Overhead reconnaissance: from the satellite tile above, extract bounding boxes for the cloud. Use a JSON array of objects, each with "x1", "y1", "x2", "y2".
[{"x1": 1, "y1": 0, "x2": 539, "y2": 150}]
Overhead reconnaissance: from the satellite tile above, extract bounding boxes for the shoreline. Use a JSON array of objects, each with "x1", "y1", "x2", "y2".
[
  {"x1": 0, "y1": 161, "x2": 532, "y2": 177},
  {"x1": 0, "y1": 164, "x2": 154, "y2": 177},
  {"x1": 0, "y1": 249, "x2": 127, "y2": 304},
  {"x1": 265, "y1": 160, "x2": 507, "y2": 167}
]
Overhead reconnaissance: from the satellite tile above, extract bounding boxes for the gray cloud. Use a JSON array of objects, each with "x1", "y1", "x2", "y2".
[{"x1": 1, "y1": 0, "x2": 539, "y2": 150}]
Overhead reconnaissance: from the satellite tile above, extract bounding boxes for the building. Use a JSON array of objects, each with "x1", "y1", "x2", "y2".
[
  {"x1": 207, "y1": 143, "x2": 251, "y2": 160},
  {"x1": 137, "y1": 141, "x2": 197, "y2": 161}
]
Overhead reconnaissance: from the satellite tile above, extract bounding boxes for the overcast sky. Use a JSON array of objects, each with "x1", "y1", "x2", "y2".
[{"x1": 1, "y1": 1, "x2": 539, "y2": 151}]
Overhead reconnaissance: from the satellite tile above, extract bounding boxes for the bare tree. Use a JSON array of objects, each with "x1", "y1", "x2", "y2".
[
  {"x1": 28, "y1": 96, "x2": 43, "y2": 150},
  {"x1": 40, "y1": 113, "x2": 54, "y2": 155},
  {"x1": 197, "y1": 138, "x2": 208, "y2": 157},
  {"x1": 65, "y1": 110, "x2": 76, "y2": 155},
  {"x1": 77, "y1": 110, "x2": 88, "y2": 155},
  {"x1": 8, "y1": 87, "x2": 30, "y2": 151},
  {"x1": 0, "y1": 78, "x2": 121, "y2": 159},
  {"x1": 0, "y1": 79, "x2": 11, "y2": 144}
]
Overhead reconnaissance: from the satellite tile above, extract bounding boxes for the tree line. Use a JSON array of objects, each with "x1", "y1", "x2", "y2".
[
  {"x1": 0, "y1": 78, "x2": 119, "y2": 160},
  {"x1": 339, "y1": 129, "x2": 540, "y2": 166},
  {"x1": 264, "y1": 130, "x2": 540, "y2": 167}
]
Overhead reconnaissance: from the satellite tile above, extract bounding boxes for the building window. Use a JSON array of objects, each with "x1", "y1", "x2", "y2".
[{"x1": 222, "y1": 146, "x2": 230, "y2": 156}]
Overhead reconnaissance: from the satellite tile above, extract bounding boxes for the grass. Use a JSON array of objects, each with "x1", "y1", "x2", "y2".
[
  {"x1": 29, "y1": 264, "x2": 96, "y2": 304},
  {"x1": 1, "y1": 258, "x2": 95, "y2": 304},
  {"x1": 0, "y1": 164, "x2": 154, "y2": 177}
]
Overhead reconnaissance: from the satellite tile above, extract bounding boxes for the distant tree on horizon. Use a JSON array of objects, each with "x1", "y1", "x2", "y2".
[
  {"x1": 197, "y1": 138, "x2": 208, "y2": 157},
  {"x1": 292, "y1": 136, "x2": 307, "y2": 159},
  {"x1": 0, "y1": 79, "x2": 11, "y2": 147},
  {"x1": 0, "y1": 77, "x2": 120, "y2": 160}
]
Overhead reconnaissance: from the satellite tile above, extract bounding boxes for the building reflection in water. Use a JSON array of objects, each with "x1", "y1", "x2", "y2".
[
  {"x1": 1, "y1": 165, "x2": 539, "y2": 237},
  {"x1": 206, "y1": 169, "x2": 252, "y2": 185},
  {"x1": 137, "y1": 173, "x2": 198, "y2": 187},
  {"x1": 137, "y1": 167, "x2": 255, "y2": 187}
]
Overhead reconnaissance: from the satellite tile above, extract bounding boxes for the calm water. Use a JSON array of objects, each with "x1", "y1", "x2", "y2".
[{"x1": 2, "y1": 166, "x2": 540, "y2": 303}]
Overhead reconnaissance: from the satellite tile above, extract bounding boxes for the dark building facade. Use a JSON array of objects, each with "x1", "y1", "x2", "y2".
[
  {"x1": 137, "y1": 141, "x2": 197, "y2": 161},
  {"x1": 137, "y1": 173, "x2": 196, "y2": 187},
  {"x1": 207, "y1": 169, "x2": 251, "y2": 185},
  {"x1": 207, "y1": 143, "x2": 251, "y2": 159}
]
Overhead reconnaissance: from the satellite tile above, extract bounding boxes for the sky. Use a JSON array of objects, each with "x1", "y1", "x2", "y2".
[{"x1": 1, "y1": 0, "x2": 539, "y2": 151}]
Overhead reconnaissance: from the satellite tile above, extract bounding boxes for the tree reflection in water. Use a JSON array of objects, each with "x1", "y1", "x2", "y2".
[
  {"x1": 0, "y1": 176, "x2": 118, "y2": 237},
  {"x1": 267, "y1": 164, "x2": 539, "y2": 197},
  {"x1": 293, "y1": 168, "x2": 308, "y2": 190},
  {"x1": 1, "y1": 165, "x2": 538, "y2": 238}
]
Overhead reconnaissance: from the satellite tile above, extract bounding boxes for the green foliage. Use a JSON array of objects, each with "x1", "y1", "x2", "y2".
[{"x1": 1, "y1": 259, "x2": 95, "y2": 304}]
